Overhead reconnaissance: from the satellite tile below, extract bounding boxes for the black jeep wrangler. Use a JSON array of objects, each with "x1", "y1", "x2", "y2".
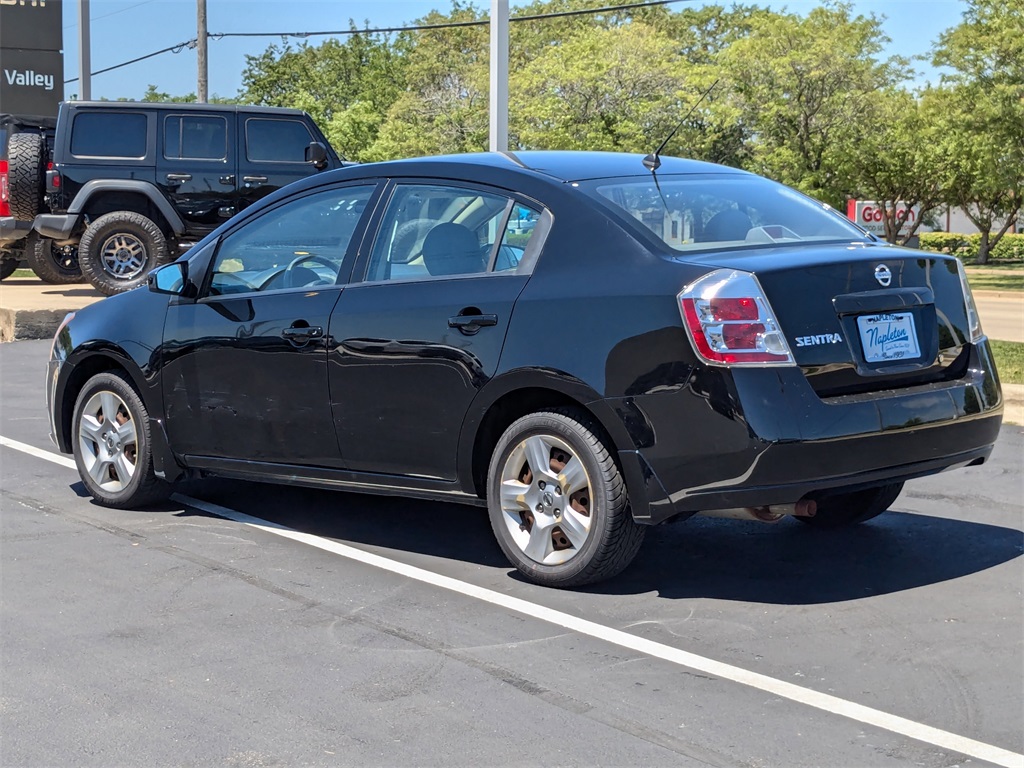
[
  {"x1": 29, "y1": 101, "x2": 342, "y2": 294},
  {"x1": 0, "y1": 113, "x2": 59, "y2": 281}
]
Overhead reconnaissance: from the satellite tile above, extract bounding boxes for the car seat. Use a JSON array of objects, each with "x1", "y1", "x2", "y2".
[{"x1": 421, "y1": 223, "x2": 485, "y2": 276}]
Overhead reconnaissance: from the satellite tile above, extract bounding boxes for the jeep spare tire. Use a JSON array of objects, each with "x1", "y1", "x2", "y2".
[
  {"x1": 7, "y1": 132, "x2": 46, "y2": 221},
  {"x1": 25, "y1": 232, "x2": 84, "y2": 284},
  {"x1": 79, "y1": 211, "x2": 168, "y2": 295}
]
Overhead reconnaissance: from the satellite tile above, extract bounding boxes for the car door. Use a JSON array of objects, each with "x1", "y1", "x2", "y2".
[
  {"x1": 236, "y1": 113, "x2": 321, "y2": 213},
  {"x1": 157, "y1": 110, "x2": 237, "y2": 238},
  {"x1": 329, "y1": 181, "x2": 548, "y2": 481},
  {"x1": 161, "y1": 181, "x2": 380, "y2": 467}
]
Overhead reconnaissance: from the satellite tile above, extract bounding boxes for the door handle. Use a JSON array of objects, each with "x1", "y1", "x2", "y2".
[
  {"x1": 282, "y1": 325, "x2": 324, "y2": 341},
  {"x1": 243, "y1": 175, "x2": 268, "y2": 187},
  {"x1": 166, "y1": 173, "x2": 192, "y2": 184},
  {"x1": 219, "y1": 174, "x2": 236, "y2": 185},
  {"x1": 448, "y1": 313, "x2": 498, "y2": 335}
]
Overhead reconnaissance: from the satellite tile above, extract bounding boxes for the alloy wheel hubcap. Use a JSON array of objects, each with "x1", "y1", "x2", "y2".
[
  {"x1": 499, "y1": 433, "x2": 593, "y2": 566},
  {"x1": 78, "y1": 390, "x2": 138, "y2": 492},
  {"x1": 99, "y1": 233, "x2": 148, "y2": 279}
]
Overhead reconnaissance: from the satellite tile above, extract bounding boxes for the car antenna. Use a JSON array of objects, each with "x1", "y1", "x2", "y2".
[{"x1": 642, "y1": 79, "x2": 720, "y2": 173}]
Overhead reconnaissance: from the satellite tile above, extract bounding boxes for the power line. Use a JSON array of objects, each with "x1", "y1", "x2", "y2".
[
  {"x1": 218, "y1": 0, "x2": 690, "y2": 38},
  {"x1": 64, "y1": 0, "x2": 691, "y2": 84}
]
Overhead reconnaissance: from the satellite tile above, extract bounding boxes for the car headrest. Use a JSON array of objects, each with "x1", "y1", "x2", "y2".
[
  {"x1": 421, "y1": 223, "x2": 484, "y2": 276},
  {"x1": 701, "y1": 209, "x2": 753, "y2": 242}
]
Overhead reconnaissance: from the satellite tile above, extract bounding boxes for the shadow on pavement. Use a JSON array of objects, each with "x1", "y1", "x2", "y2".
[{"x1": 168, "y1": 477, "x2": 1023, "y2": 606}]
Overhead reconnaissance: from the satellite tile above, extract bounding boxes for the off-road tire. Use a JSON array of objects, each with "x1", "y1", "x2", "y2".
[
  {"x1": 487, "y1": 408, "x2": 646, "y2": 588},
  {"x1": 79, "y1": 211, "x2": 168, "y2": 296},
  {"x1": 0, "y1": 253, "x2": 18, "y2": 280},
  {"x1": 72, "y1": 371, "x2": 170, "y2": 508},
  {"x1": 798, "y1": 482, "x2": 904, "y2": 529},
  {"x1": 7, "y1": 132, "x2": 45, "y2": 220},
  {"x1": 25, "y1": 232, "x2": 84, "y2": 284}
]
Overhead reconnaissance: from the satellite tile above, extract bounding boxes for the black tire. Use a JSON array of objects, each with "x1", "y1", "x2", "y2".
[
  {"x1": 0, "y1": 253, "x2": 18, "y2": 280},
  {"x1": 79, "y1": 211, "x2": 168, "y2": 296},
  {"x1": 798, "y1": 482, "x2": 904, "y2": 529},
  {"x1": 72, "y1": 371, "x2": 169, "y2": 508},
  {"x1": 7, "y1": 132, "x2": 45, "y2": 220},
  {"x1": 25, "y1": 232, "x2": 84, "y2": 284},
  {"x1": 487, "y1": 409, "x2": 646, "y2": 587}
]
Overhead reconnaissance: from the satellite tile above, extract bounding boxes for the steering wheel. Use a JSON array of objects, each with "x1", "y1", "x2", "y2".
[{"x1": 282, "y1": 254, "x2": 338, "y2": 289}]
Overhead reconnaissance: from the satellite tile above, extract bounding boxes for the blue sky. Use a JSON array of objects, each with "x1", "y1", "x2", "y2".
[{"x1": 60, "y1": 0, "x2": 967, "y2": 101}]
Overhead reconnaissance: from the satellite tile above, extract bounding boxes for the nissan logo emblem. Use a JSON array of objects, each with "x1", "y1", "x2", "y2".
[{"x1": 874, "y1": 264, "x2": 892, "y2": 287}]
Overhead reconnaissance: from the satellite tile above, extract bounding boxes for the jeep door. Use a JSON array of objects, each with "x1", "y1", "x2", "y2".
[
  {"x1": 236, "y1": 114, "x2": 322, "y2": 213},
  {"x1": 328, "y1": 181, "x2": 546, "y2": 481},
  {"x1": 156, "y1": 110, "x2": 238, "y2": 239},
  {"x1": 161, "y1": 181, "x2": 380, "y2": 467}
]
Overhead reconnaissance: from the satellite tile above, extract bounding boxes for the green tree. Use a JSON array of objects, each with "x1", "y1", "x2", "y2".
[
  {"x1": 930, "y1": 0, "x2": 1023, "y2": 263},
  {"x1": 835, "y1": 89, "x2": 944, "y2": 244},
  {"x1": 240, "y1": 31, "x2": 403, "y2": 158},
  {"x1": 721, "y1": 2, "x2": 909, "y2": 208}
]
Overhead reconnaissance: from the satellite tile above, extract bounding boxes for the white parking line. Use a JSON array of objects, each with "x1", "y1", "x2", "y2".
[{"x1": 3, "y1": 434, "x2": 1022, "y2": 768}]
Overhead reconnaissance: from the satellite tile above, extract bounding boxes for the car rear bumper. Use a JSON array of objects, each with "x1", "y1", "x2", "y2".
[
  {"x1": 0, "y1": 216, "x2": 30, "y2": 247},
  {"x1": 613, "y1": 340, "x2": 1003, "y2": 524},
  {"x1": 33, "y1": 213, "x2": 78, "y2": 242}
]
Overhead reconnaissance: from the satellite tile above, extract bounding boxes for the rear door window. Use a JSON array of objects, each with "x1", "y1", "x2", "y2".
[
  {"x1": 164, "y1": 115, "x2": 227, "y2": 161},
  {"x1": 364, "y1": 183, "x2": 546, "y2": 282}
]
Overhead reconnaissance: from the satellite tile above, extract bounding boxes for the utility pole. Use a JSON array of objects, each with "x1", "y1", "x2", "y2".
[
  {"x1": 196, "y1": 0, "x2": 208, "y2": 103},
  {"x1": 78, "y1": 0, "x2": 91, "y2": 100},
  {"x1": 489, "y1": 0, "x2": 509, "y2": 152}
]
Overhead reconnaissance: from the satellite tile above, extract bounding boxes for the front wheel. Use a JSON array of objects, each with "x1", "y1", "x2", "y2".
[
  {"x1": 72, "y1": 371, "x2": 169, "y2": 508},
  {"x1": 79, "y1": 211, "x2": 168, "y2": 295},
  {"x1": 798, "y1": 482, "x2": 904, "y2": 529},
  {"x1": 487, "y1": 409, "x2": 645, "y2": 587}
]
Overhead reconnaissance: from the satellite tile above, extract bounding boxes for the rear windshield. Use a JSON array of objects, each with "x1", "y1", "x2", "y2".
[{"x1": 580, "y1": 175, "x2": 866, "y2": 252}]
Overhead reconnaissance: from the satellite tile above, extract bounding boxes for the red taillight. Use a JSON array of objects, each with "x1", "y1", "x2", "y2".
[
  {"x1": 0, "y1": 159, "x2": 9, "y2": 216},
  {"x1": 679, "y1": 269, "x2": 794, "y2": 367},
  {"x1": 709, "y1": 297, "x2": 758, "y2": 321}
]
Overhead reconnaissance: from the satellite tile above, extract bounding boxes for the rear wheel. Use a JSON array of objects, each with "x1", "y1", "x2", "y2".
[
  {"x1": 0, "y1": 253, "x2": 18, "y2": 280},
  {"x1": 26, "y1": 232, "x2": 84, "y2": 284},
  {"x1": 72, "y1": 371, "x2": 169, "y2": 508},
  {"x1": 79, "y1": 211, "x2": 168, "y2": 295},
  {"x1": 7, "y1": 132, "x2": 45, "y2": 220},
  {"x1": 798, "y1": 482, "x2": 904, "y2": 529},
  {"x1": 487, "y1": 409, "x2": 645, "y2": 587}
]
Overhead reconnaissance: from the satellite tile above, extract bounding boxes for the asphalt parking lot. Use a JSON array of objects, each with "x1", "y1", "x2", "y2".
[{"x1": 2, "y1": 338, "x2": 1022, "y2": 767}]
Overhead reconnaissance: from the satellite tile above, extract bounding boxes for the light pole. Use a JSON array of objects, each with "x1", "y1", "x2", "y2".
[
  {"x1": 197, "y1": 0, "x2": 208, "y2": 102},
  {"x1": 489, "y1": 0, "x2": 509, "y2": 152},
  {"x1": 78, "y1": 0, "x2": 91, "y2": 100}
]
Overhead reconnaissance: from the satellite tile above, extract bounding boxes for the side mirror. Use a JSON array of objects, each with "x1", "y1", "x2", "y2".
[
  {"x1": 305, "y1": 141, "x2": 328, "y2": 170},
  {"x1": 149, "y1": 262, "x2": 187, "y2": 295}
]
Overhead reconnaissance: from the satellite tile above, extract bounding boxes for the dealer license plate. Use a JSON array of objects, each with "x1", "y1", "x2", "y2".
[{"x1": 857, "y1": 312, "x2": 921, "y2": 363}]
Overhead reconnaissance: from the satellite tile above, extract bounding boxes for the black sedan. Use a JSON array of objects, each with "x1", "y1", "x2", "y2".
[{"x1": 46, "y1": 152, "x2": 1003, "y2": 587}]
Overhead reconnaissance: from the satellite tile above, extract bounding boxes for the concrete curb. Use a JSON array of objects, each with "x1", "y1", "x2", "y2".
[{"x1": 0, "y1": 307, "x2": 76, "y2": 342}]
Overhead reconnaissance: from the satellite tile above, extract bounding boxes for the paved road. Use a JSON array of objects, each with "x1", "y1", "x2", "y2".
[
  {"x1": 1, "y1": 340, "x2": 1022, "y2": 767},
  {"x1": 975, "y1": 293, "x2": 1024, "y2": 343}
]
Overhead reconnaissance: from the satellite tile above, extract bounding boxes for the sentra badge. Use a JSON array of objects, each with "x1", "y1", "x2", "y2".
[{"x1": 795, "y1": 333, "x2": 843, "y2": 347}]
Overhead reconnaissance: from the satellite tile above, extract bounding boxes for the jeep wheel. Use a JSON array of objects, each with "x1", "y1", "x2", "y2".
[
  {"x1": 26, "y1": 232, "x2": 84, "y2": 284},
  {"x1": 79, "y1": 211, "x2": 168, "y2": 296},
  {"x1": 7, "y1": 132, "x2": 45, "y2": 220},
  {"x1": 1, "y1": 253, "x2": 19, "y2": 281}
]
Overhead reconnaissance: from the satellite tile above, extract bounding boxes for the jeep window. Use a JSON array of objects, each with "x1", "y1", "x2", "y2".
[
  {"x1": 245, "y1": 118, "x2": 313, "y2": 163},
  {"x1": 70, "y1": 112, "x2": 147, "y2": 158},
  {"x1": 164, "y1": 115, "x2": 227, "y2": 161}
]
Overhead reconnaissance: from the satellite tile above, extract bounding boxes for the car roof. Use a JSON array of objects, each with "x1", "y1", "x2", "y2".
[{"x1": 373, "y1": 150, "x2": 751, "y2": 183}]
